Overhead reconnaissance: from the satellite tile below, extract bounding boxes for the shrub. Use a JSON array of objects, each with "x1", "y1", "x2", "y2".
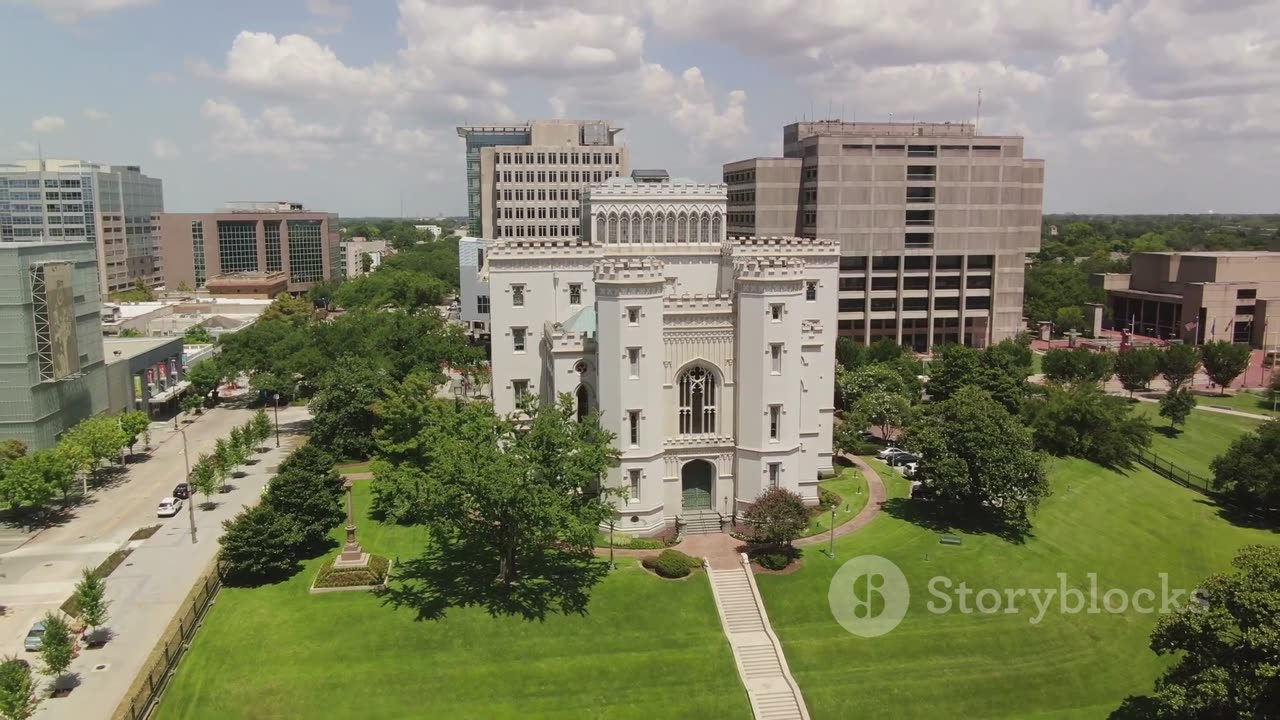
[
  {"x1": 646, "y1": 549, "x2": 701, "y2": 579},
  {"x1": 756, "y1": 553, "x2": 792, "y2": 571},
  {"x1": 313, "y1": 555, "x2": 391, "y2": 589},
  {"x1": 818, "y1": 488, "x2": 841, "y2": 509},
  {"x1": 743, "y1": 487, "x2": 809, "y2": 547}
]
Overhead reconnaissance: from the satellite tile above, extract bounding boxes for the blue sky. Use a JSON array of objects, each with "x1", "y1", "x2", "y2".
[{"x1": 4, "y1": 0, "x2": 1279, "y2": 216}]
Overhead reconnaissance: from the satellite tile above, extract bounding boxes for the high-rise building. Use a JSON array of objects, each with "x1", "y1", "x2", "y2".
[
  {"x1": 486, "y1": 171, "x2": 837, "y2": 533},
  {"x1": 0, "y1": 241, "x2": 108, "y2": 449},
  {"x1": 0, "y1": 159, "x2": 165, "y2": 295},
  {"x1": 724, "y1": 121, "x2": 1044, "y2": 350},
  {"x1": 456, "y1": 120, "x2": 629, "y2": 240},
  {"x1": 154, "y1": 202, "x2": 340, "y2": 296},
  {"x1": 457, "y1": 236, "x2": 490, "y2": 339}
]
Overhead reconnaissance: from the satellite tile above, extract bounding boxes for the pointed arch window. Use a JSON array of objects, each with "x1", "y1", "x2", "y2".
[
  {"x1": 678, "y1": 366, "x2": 718, "y2": 434},
  {"x1": 608, "y1": 214, "x2": 619, "y2": 244},
  {"x1": 643, "y1": 213, "x2": 653, "y2": 243},
  {"x1": 596, "y1": 215, "x2": 607, "y2": 243},
  {"x1": 711, "y1": 212, "x2": 722, "y2": 242},
  {"x1": 666, "y1": 213, "x2": 676, "y2": 244},
  {"x1": 620, "y1": 213, "x2": 631, "y2": 243},
  {"x1": 700, "y1": 212, "x2": 711, "y2": 243},
  {"x1": 632, "y1": 215, "x2": 641, "y2": 244}
]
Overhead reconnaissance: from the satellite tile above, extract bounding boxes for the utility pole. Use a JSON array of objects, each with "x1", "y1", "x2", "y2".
[{"x1": 180, "y1": 426, "x2": 196, "y2": 544}]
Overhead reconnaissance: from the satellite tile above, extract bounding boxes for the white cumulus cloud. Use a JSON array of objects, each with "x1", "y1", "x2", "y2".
[{"x1": 32, "y1": 115, "x2": 66, "y2": 132}]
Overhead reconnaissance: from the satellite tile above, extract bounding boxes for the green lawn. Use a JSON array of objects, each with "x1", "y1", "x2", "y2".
[
  {"x1": 800, "y1": 468, "x2": 869, "y2": 538},
  {"x1": 1030, "y1": 351, "x2": 1044, "y2": 376},
  {"x1": 336, "y1": 460, "x2": 372, "y2": 475},
  {"x1": 756, "y1": 435, "x2": 1276, "y2": 718},
  {"x1": 1198, "y1": 389, "x2": 1279, "y2": 418},
  {"x1": 155, "y1": 484, "x2": 748, "y2": 720},
  {"x1": 1133, "y1": 401, "x2": 1261, "y2": 478}
]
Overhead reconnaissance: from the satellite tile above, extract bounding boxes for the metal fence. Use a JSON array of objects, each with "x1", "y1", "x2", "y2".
[
  {"x1": 115, "y1": 562, "x2": 224, "y2": 720},
  {"x1": 1134, "y1": 447, "x2": 1214, "y2": 495}
]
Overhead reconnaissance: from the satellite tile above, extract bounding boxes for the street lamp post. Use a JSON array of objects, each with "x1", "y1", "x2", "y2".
[
  {"x1": 273, "y1": 393, "x2": 281, "y2": 448},
  {"x1": 180, "y1": 427, "x2": 197, "y2": 544},
  {"x1": 827, "y1": 505, "x2": 837, "y2": 560}
]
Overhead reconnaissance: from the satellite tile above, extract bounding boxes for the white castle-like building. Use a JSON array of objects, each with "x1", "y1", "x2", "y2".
[{"x1": 486, "y1": 172, "x2": 838, "y2": 535}]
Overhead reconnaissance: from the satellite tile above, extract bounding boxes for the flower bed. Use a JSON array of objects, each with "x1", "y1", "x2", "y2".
[{"x1": 310, "y1": 554, "x2": 391, "y2": 593}]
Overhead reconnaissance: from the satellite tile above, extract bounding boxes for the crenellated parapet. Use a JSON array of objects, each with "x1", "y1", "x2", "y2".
[
  {"x1": 594, "y1": 256, "x2": 666, "y2": 282},
  {"x1": 734, "y1": 256, "x2": 809, "y2": 280},
  {"x1": 732, "y1": 236, "x2": 840, "y2": 268},
  {"x1": 488, "y1": 239, "x2": 602, "y2": 258},
  {"x1": 586, "y1": 182, "x2": 728, "y2": 197},
  {"x1": 544, "y1": 320, "x2": 596, "y2": 353}
]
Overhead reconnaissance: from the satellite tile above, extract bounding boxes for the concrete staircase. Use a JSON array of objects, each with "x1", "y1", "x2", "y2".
[
  {"x1": 682, "y1": 510, "x2": 723, "y2": 535},
  {"x1": 706, "y1": 556, "x2": 810, "y2": 720}
]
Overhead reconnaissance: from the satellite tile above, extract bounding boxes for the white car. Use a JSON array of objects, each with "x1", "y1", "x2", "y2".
[
  {"x1": 877, "y1": 447, "x2": 908, "y2": 460},
  {"x1": 902, "y1": 463, "x2": 919, "y2": 478},
  {"x1": 157, "y1": 497, "x2": 182, "y2": 517}
]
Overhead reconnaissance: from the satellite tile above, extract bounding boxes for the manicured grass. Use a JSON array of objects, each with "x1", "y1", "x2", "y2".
[
  {"x1": 755, "y1": 433, "x2": 1277, "y2": 718},
  {"x1": 1133, "y1": 401, "x2": 1261, "y2": 478},
  {"x1": 1030, "y1": 351, "x2": 1044, "y2": 376},
  {"x1": 155, "y1": 484, "x2": 748, "y2": 720},
  {"x1": 1199, "y1": 389, "x2": 1279, "y2": 418},
  {"x1": 336, "y1": 460, "x2": 372, "y2": 475},
  {"x1": 800, "y1": 468, "x2": 868, "y2": 538}
]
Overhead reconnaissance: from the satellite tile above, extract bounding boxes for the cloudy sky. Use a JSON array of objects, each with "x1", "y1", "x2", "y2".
[{"x1": 4, "y1": 0, "x2": 1278, "y2": 216}]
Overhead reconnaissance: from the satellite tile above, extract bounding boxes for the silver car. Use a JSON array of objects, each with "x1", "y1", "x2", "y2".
[{"x1": 24, "y1": 622, "x2": 45, "y2": 652}]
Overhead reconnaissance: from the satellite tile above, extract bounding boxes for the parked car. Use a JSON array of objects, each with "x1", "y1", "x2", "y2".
[
  {"x1": 911, "y1": 482, "x2": 937, "y2": 501},
  {"x1": 157, "y1": 497, "x2": 183, "y2": 517},
  {"x1": 889, "y1": 453, "x2": 920, "y2": 467},
  {"x1": 877, "y1": 447, "x2": 907, "y2": 460},
  {"x1": 24, "y1": 622, "x2": 45, "y2": 652},
  {"x1": 902, "y1": 462, "x2": 919, "y2": 478},
  {"x1": 172, "y1": 482, "x2": 191, "y2": 499}
]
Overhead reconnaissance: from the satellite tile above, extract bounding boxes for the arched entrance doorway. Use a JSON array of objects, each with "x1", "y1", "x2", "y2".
[{"x1": 681, "y1": 459, "x2": 714, "y2": 510}]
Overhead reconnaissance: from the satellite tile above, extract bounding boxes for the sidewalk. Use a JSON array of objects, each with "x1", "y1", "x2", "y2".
[{"x1": 30, "y1": 404, "x2": 310, "y2": 719}]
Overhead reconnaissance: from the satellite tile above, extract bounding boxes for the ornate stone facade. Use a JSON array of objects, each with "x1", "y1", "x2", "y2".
[{"x1": 487, "y1": 177, "x2": 838, "y2": 535}]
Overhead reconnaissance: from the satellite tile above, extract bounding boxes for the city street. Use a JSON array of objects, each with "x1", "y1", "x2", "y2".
[{"x1": 0, "y1": 399, "x2": 311, "y2": 718}]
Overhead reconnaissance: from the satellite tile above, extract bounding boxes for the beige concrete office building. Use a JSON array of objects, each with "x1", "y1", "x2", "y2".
[
  {"x1": 155, "y1": 202, "x2": 340, "y2": 295},
  {"x1": 724, "y1": 121, "x2": 1044, "y2": 350},
  {"x1": 1094, "y1": 251, "x2": 1280, "y2": 347},
  {"x1": 456, "y1": 120, "x2": 629, "y2": 240}
]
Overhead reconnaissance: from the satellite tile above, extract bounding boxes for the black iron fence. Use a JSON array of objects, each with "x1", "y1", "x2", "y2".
[
  {"x1": 1134, "y1": 447, "x2": 1214, "y2": 495},
  {"x1": 115, "y1": 562, "x2": 224, "y2": 720}
]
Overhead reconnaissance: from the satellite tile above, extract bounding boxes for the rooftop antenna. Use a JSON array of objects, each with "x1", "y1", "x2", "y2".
[{"x1": 975, "y1": 88, "x2": 983, "y2": 133}]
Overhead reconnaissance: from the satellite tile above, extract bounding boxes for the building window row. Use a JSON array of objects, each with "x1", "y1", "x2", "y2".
[
  {"x1": 500, "y1": 188, "x2": 580, "y2": 202},
  {"x1": 724, "y1": 170, "x2": 756, "y2": 183},
  {"x1": 499, "y1": 151, "x2": 619, "y2": 165},
  {"x1": 728, "y1": 212, "x2": 755, "y2": 225},
  {"x1": 728, "y1": 190, "x2": 755, "y2": 203},
  {"x1": 595, "y1": 210, "x2": 721, "y2": 244},
  {"x1": 499, "y1": 170, "x2": 617, "y2": 184},
  {"x1": 501, "y1": 206, "x2": 579, "y2": 220},
  {"x1": 501, "y1": 224, "x2": 579, "y2": 237}
]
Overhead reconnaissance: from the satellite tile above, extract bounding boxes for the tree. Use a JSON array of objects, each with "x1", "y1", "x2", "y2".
[
  {"x1": 905, "y1": 386, "x2": 1049, "y2": 531},
  {"x1": 926, "y1": 342, "x2": 1031, "y2": 413},
  {"x1": 408, "y1": 394, "x2": 619, "y2": 585},
  {"x1": 251, "y1": 410, "x2": 273, "y2": 450},
  {"x1": 180, "y1": 393, "x2": 204, "y2": 417},
  {"x1": 1115, "y1": 347, "x2": 1161, "y2": 397},
  {"x1": 1158, "y1": 387, "x2": 1197, "y2": 430},
  {"x1": 1159, "y1": 343, "x2": 1201, "y2": 391},
  {"x1": 854, "y1": 391, "x2": 911, "y2": 442},
  {"x1": 176, "y1": 280, "x2": 192, "y2": 293},
  {"x1": 1210, "y1": 419, "x2": 1280, "y2": 510},
  {"x1": 360, "y1": 252, "x2": 374, "y2": 274},
  {"x1": 835, "y1": 336, "x2": 865, "y2": 372},
  {"x1": 183, "y1": 324, "x2": 214, "y2": 344},
  {"x1": 1200, "y1": 340, "x2": 1252, "y2": 395},
  {"x1": 118, "y1": 328, "x2": 144, "y2": 338},
  {"x1": 1053, "y1": 305, "x2": 1087, "y2": 335},
  {"x1": 369, "y1": 460, "x2": 432, "y2": 524},
  {"x1": 1041, "y1": 347, "x2": 1115, "y2": 385},
  {"x1": 1024, "y1": 382, "x2": 1152, "y2": 467},
  {"x1": 72, "y1": 569, "x2": 109, "y2": 638},
  {"x1": 219, "y1": 504, "x2": 303, "y2": 584},
  {"x1": 36, "y1": 613, "x2": 73, "y2": 685},
  {"x1": 118, "y1": 410, "x2": 150, "y2": 456},
  {"x1": 264, "y1": 444, "x2": 345, "y2": 550},
  {"x1": 742, "y1": 488, "x2": 809, "y2": 547},
  {"x1": 190, "y1": 455, "x2": 219, "y2": 509},
  {"x1": 0, "y1": 440, "x2": 26, "y2": 465},
  {"x1": 926, "y1": 344, "x2": 983, "y2": 402},
  {"x1": 0, "y1": 450, "x2": 67, "y2": 520},
  {"x1": 1131, "y1": 544, "x2": 1280, "y2": 719},
  {"x1": 1024, "y1": 260, "x2": 1104, "y2": 325},
  {"x1": 184, "y1": 359, "x2": 223, "y2": 405},
  {"x1": 0, "y1": 656, "x2": 39, "y2": 720},
  {"x1": 213, "y1": 437, "x2": 240, "y2": 489},
  {"x1": 308, "y1": 357, "x2": 389, "y2": 460}
]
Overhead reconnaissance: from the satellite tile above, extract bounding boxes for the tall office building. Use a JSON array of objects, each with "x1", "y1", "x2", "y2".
[
  {"x1": 155, "y1": 202, "x2": 341, "y2": 297},
  {"x1": 456, "y1": 120, "x2": 629, "y2": 240},
  {"x1": 0, "y1": 241, "x2": 108, "y2": 449},
  {"x1": 0, "y1": 160, "x2": 165, "y2": 295},
  {"x1": 724, "y1": 121, "x2": 1044, "y2": 350}
]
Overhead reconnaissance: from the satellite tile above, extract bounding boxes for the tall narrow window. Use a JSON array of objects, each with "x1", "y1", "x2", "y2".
[
  {"x1": 771, "y1": 344, "x2": 783, "y2": 374},
  {"x1": 627, "y1": 307, "x2": 640, "y2": 325},
  {"x1": 628, "y1": 410, "x2": 640, "y2": 446},
  {"x1": 569, "y1": 283, "x2": 582, "y2": 305},
  {"x1": 628, "y1": 469, "x2": 641, "y2": 502},
  {"x1": 770, "y1": 304, "x2": 783, "y2": 321},
  {"x1": 628, "y1": 348, "x2": 640, "y2": 378},
  {"x1": 513, "y1": 380, "x2": 529, "y2": 401},
  {"x1": 769, "y1": 405, "x2": 781, "y2": 441},
  {"x1": 806, "y1": 281, "x2": 817, "y2": 302},
  {"x1": 511, "y1": 284, "x2": 525, "y2": 307},
  {"x1": 768, "y1": 463, "x2": 781, "y2": 488},
  {"x1": 678, "y1": 367, "x2": 718, "y2": 434},
  {"x1": 476, "y1": 295, "x2": 489, "y2": 314},
  {"x1": 512, "y1": 327, "x2": 526, "y2": 352}
]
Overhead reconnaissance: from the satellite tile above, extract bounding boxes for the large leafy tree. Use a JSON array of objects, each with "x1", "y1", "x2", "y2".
[
  {"x1": 409, "y1": 394, "x2": 619, "y2": 585},
  {"x1": 1210, "y1": 419, "x2": 1280, "y2": 510},
  {"x1": 184, "y1": 359, "x2": 224, "y2": 404},
  {"x1": 1024, "y1": 382, "x2": 1152, "y2": 467},
  {"x1": 1159, "y1": 343, "x2": 1201, "y2": 391},
  {"x1": 853, "y1": 391, "x2": 912, "y2": 443},
  {"x1": 1200, "y1": 340, "x2": 1252, "y2": 394},
  {"x1": 1115, "y1": 347, "x2": 1162, "y2": 396},
  {"x1": 308, "y1": 357, "x2": 390, "y2": 460},
  {"x1": 334, "y1": 269, "x2": 448, "y2": 314},
  {"x1": 0, "y1": 450, "x2": 70, "y2": 519},
  {"x1": 0, "y1": 656, "x2": 39, "y2": 720},
  {"x1": 1128, "y1": 544, "x2": 1280, "y2": 719},
  {"x1": 926, "y1": 342, "x2": 1032, "y2": 413},
  {"x1": 1024, "y1": 260, "x2": 1104, "y2": 324},
  {"x1": 264, "y1": 444, "x2": 345, "y2": 550},
  {"x1": 926, "y1": 344, "x2": 983, "y2": 403},
  {"x1": 219, "y1": 504, "x2": 303, "y2": 584},
  {"x1": 905, "y1": 386, "x2": 1049, "y2": 531},
  {"x1": 118, "y1": 410, "x2": 150, "y2": 456},
  {"x1": 1041, "y1": 347, "x2": 1115, "y2": 385},
  {"x1": 742, "y1": 488, "x2": 809, "y2": 547}
]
